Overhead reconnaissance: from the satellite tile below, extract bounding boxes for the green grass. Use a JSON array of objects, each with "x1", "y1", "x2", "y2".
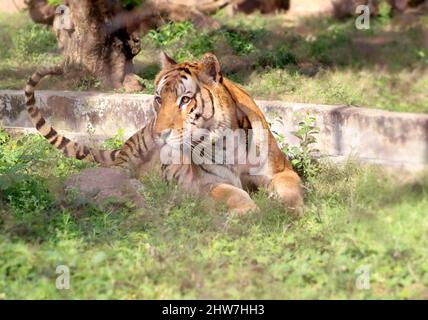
[
  {"x1": 1, "y1": 129, "x2": 428, "y2": 299},
  {"x1": 1, "y1": 10, "x2": 428, "y2": 298},
  {"x1": 1, "y1": 11, "x2": 428, "y2": 112}
]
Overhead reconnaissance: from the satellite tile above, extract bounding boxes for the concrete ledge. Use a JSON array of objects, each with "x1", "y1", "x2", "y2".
[{"x1": 1, "y1": 90, "x2": 427, "y2": 170}]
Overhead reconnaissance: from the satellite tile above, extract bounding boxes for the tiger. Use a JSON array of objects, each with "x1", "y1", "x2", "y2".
[{"x1": 24, "y1": 52, "x2": 304, "y2": 215}]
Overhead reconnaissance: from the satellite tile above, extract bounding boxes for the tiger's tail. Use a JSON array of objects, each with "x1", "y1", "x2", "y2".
[{"x1": 24, "y1": 65, "x2": 121, "y2": 166}]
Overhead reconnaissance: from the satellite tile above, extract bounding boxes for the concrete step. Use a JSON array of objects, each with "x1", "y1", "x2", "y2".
[{"x1": 1, "y1": 89, "x2": 427, "y2": 170}]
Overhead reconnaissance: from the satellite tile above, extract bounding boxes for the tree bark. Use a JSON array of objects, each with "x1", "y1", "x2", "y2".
[
  {"x1": 25, "y1": 0, "x2": 291, "y2": 91},
  {"x1": 52, "y1": 0, "x2": 143, "y2": 92},
  {"x1": 25, "y1": 0, "x2": 56, "y2": 24}
]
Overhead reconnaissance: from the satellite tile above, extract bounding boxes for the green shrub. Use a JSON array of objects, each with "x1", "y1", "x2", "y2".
[
  {"x1": 271, "y1": 114, "x2": 320, "y2": 179},
  {"x1": 12, "y1": 23, "x2": 57, "y2": 59},
  {"x1": 148, "y1": 21, "x2": 194, "y2": 47},
  {"x1": 1, "y1": 175, "x2": 53, "y2": 218},
  {"x1": 147, "y1": 21, "x2": 214, "y2": 61},
  {"x1": 101, "y1": 128, "x2": 125, "y2": 149},
  {"x1": 306, "y1": 24, "x2": 351, "y2": 65},
  {"x1": 258, "y1": 45, "x2": 297, "y2": 68},
  {"x1": 378, "y1": 0, "x2": 392, "y2": 25},
  {"x1": 221, "y1": 28, "x2": 265, "y2": 55}
]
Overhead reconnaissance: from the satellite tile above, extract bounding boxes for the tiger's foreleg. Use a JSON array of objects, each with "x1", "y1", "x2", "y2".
[
  {"x1": 269, "y1": 169, "x2": 304, "y2": 217},
  {"x1": 210, "y1": 183, "x2": 259, "y2": 215}
]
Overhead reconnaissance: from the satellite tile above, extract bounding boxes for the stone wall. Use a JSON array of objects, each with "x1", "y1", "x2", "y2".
[{"x1": 1, "y1": 90, "x2": 427, "y2": 170}]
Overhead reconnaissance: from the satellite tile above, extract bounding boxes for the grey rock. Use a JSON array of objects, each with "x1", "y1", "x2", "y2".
[{"x1": 64, "y1": 167, "x2": 145, "y2": 209}]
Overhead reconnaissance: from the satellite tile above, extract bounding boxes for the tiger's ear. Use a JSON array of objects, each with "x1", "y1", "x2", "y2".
[
  {"x1": 160, "y1": 51, "x2": 177, "y2": 69},
  {"x1": 201, "y1": 53, "x2": 222, "y2": 84}
]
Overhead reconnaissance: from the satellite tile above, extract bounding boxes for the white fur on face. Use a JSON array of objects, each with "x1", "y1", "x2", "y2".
[{"x1": 156, "y1": 72, "x2": 197, "y2": 98}]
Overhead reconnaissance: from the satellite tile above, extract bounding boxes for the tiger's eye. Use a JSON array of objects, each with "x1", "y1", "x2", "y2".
[
  {"x1": 181, "y1": 96, "x2": 191, "y2": 105},
  {"x1": 155, "y1": 96, "x2": 162, "y2": 104}
]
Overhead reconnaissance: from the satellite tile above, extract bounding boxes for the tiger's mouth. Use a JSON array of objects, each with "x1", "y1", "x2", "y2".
[{"x1": 155, "y1": 128, "x2": 185, "y2": 150}]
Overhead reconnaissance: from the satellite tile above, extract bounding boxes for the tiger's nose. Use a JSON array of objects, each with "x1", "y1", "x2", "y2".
[{"x1": 160, "y1": 128, "x2": 173, "y2": 141}]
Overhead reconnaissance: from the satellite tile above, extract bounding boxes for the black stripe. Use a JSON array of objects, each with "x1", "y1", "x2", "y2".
[
  {"x1": 25, "y1": 90, "x2": 32, "y2": 97},
  {"x1": 224, "y1": 86, "x2": 238, "y2": 105},
  {"x1": 44, "y1": 127, "x2": 57, "y2": 140},
  {"x1": 208, "y1": 90, "x2": 215, "y2": 107},
  {"x1": 110, "y1": 150, "x2": 119, "y2": 161},
  {"x1": 78, "y1": 146, "x2": 90, "y2": 160},
  {"x1": 58, "y1": 137, "x2": 70, "y2": 150},
  {"x1": 26, "y1": 95, "x2": 35, "y2": 106},
  {"x1": 198, "y1": 165, "x2": 222, "y2": 179},
  {"x1": 199, "y1": 92, "x2": 205, "y2": 112},
  {"x1": 27, "y1": 77, "x2": 37, "y2": 87},
  {"x1": 141, "y1": 135, "x2": 148, "y2": 151},
  {"x1": 50, "y1": 136, "x2": 59, "y2": 146},
  {"x1": 119, "y1": 150, "x2": 131, "y2": 161},
  {"x1": 28, "y1": 106, "x2": 35, "y2": 115},
  {"x1": 189, "y1": 105, "x2": 196, "y2": 114},
  {"x1": 125, "y1": 141, "x2": 134, "y2": 152},
  {"x1": 35, "y1": 117, "x2": 46, "y2": 130},
  {"x1": 119, "y1": 154, "x2": 130, "y2": 162}
]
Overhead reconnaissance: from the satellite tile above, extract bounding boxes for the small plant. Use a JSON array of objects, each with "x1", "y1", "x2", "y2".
[
  {"x1": 176, "y1": 33, "x2": 214, "y2": 61},
  {"x1": 271, "y1": 114, "x2": 320, "y2": 179},
  {"x1": 148, "y1": 21, "x2": 194, "y2": 47},
  {"x1": 147, "y1": 21, "x2": 213, "y2": 61},
  {"x1": 101, "y1": 128, "x2": 125, "y2": 149},
  {"x1": 378, "y1": 0, "x2": 392, "y2": 25}
]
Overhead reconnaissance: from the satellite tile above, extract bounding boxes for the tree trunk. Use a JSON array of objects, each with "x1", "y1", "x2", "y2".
[
  {"x1": 25, "y1": 0, "x2": 292, "y2": 91},
  {"x1": 25, "y1": 0, "x2": 56, "y2": 24},
  {"x1": 53, "y1": 0, "x2": 143, "y2": 92}
]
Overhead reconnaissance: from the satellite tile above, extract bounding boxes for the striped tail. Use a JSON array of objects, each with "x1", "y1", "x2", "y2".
[{"x1": 24, "y1": 65, "x2": 121, "y2": 166}]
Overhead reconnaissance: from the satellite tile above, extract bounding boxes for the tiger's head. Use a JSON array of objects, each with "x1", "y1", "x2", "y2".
[{"x1": 153, "y1": 52, "x2": 239, "y2": 152}]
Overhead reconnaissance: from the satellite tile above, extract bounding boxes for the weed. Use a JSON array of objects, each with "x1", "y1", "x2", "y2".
[
  {"x1": 148, "y1": 21, "x2": 194, "y2": 47},
  {"x1": 271, "y1": 114, "x2": 320, "y2": 179},
  {"x1": 377, "y1": 0, "x2": 392, "y2": 25},
  {"x1": 101, "y1": 128, "x2": 125, "y2": 149}
]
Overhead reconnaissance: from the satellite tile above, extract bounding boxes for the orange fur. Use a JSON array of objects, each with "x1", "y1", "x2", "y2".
[{"x1": 25, "y1": 53, "x2": 304, "y2": 215}]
